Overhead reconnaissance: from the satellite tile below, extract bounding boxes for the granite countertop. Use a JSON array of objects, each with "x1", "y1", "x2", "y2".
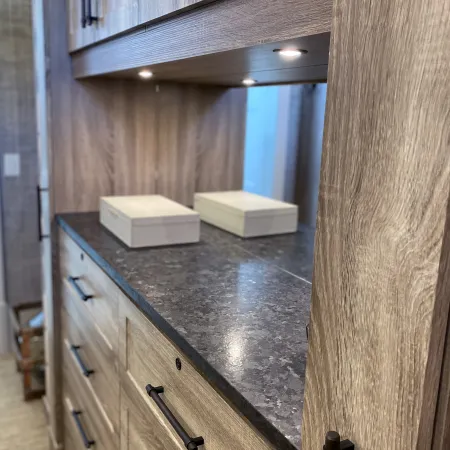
[{"x1": 57, "y1": 212, "x2": 315, "y2": 450}]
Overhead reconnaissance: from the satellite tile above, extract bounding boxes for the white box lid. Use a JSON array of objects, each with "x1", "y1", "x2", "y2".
[
  {"x1": 101, "y1": 195, "x2": 199, "y2": 226},
  {"x1": 194, "y1": 191, "x2": 298, "y2": 218}
]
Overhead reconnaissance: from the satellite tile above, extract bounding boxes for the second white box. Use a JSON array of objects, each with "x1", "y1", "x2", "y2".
[
  {"x1": 194, "y1": 191, "x2": 298, "y2": 238},
  {"x1": 100, "y1": 195, "x2": 200, "y2": 248}
]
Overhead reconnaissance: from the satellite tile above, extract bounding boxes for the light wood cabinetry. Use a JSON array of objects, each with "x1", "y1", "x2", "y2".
[
  {"x1": 119, "y1": 296, "x2": 273, "y2": 450},
  {"x1": 59, "y1": 229, "x2": 274, "y2": 450},
  {"x1": 67, "y1": 0, "x2": 209, "y2": 51},
  {"x1": 137, "y1": 0, "x2": 207, "y2": 30},
  {"x1": 67, "y1": 0, "x2": 96, "y2": 50}
]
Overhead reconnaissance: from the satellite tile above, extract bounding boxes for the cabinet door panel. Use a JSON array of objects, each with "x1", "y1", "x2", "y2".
[
  {"x1": 95, "y1": 0, "x2": 138, "y2": 43},
  {"x1": 120, "y1": 378, "x2": 184, "y2": 450},
  {"x1": 137, "y1": 0, "x2": 208, "y2": 27},
  {"x1": 67, "y1": 0, "x2": 96, "y2": 51}
]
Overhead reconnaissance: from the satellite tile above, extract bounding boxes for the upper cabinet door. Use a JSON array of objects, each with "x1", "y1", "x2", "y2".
[
  {"x1": 67, "y1": 0, "x2": 96, "y2": 51},
  {"x1": 67, "y1": 0, "x2": 211, "y2": 52},
  {"x1": 95, "y1": 0, "x2": 138, "y2": 44},
  {"x1": 137, "y1": 0, "x2": 210, "y2": 27}
]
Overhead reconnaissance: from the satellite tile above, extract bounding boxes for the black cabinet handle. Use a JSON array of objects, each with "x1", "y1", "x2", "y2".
[
  {"x1": 146, "y1": 384, "x2": 204, "y2": 450},
  {"x1": 71, "y1": 345, "x2": 94, "y2": 377},
  {"x1": 86, "y1": 0, "x2": 98, "y2": 26},
  {"x1": 81, "y1": 0, "x2": 87, "y2": 28},
  {"x1": 37, "y1": 186, "x2": 49, "y2": 241},
  {"x1": 72, "y1": 410, "x2": 95, "y2": 449},
  {"x1": 68, "y1": 276, "x2": 93, "y2": 301}
]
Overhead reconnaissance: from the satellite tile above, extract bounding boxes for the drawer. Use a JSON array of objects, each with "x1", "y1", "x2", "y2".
[
  {"x1": 119, "y1": 298, "x2": 273, "y2": 450},
  {"x1": 120, "y1": 377, "x2": 185, "y2": 450},
  {"x1": 62, "y1": 285, "x2": 119, "y2": 433},
  {"x1": 63, "y1": 339, "x2": 118, "y2": 450},
  {"x1": 59, "y1": 230, "x2": 119, "y2": 351}
]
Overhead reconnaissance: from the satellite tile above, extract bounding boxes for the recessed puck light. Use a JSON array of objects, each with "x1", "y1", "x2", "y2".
[
  {"x1": 138, "y1": 70, "x2": 153, "y2": 79},
  {"x1": 273, "y1": 48, "x2": 308, "y2": 58},
  {"x1": 242, "y1": 78, "x2": 257, "y2": 86}
]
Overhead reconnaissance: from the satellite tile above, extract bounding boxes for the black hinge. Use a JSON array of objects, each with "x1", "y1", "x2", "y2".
[{"x1": 324, "y1": 431, "x2": 355, "y2": 450}]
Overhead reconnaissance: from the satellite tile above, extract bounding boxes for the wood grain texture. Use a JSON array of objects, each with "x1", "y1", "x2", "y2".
[
  {"x1": 100, "y1": 32, "x2": 330, "y2": 86},
  {"x1": 431, "y1": 200, "x2": 450, "y2": 450},
  {"x1": 120, "y1": 378, "x2": 185, "y2": 450},
  {"x1": 51, "y1": 80, "x2": 246, "y2": 212},
  {"x1": 0, "y1": 0, "x2": 41, "y2": 308},
  {"x1": 71, "y1": 0, "x2": 332, "y2": 78},
  {"x1": 59, "y1": 230, "x2": 119, "y2": 351},
  {"x1": 302, "y1": 0, "x2": 450, "y2": 448},
  {"x1": 63, "y1": 343, "x2": 118, "y2": 450},
  {"x1": 119, "y1": 296, "x2": 274, "y2": 450},
  {"x1": 66, "y1": 0, "x2": 96, "y2": 51}
]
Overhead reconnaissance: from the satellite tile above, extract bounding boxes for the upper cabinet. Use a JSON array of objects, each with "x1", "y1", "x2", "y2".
[
  {"x1": 67, "y1": 0, "x2": 97, "y2": 50},
  {"x1": 67, "y1": 0, "x2": 210, "y2": 52}
]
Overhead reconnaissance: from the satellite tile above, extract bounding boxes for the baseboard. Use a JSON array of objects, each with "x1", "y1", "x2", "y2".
[{"x1": 0, "y1": 302, "x2": 10, "y2": 355}]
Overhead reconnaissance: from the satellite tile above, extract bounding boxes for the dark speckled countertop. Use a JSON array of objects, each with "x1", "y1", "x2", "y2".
[{"x1": 57, "y1": 212, "x2": 315, "y2": 450}]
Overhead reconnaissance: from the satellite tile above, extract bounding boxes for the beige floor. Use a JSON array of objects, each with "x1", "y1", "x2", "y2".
[{"x1": 0, "y1": 354, "x2": 48, "y2": 450}]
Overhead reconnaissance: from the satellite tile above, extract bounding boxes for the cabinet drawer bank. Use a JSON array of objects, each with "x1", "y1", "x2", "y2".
[{"x1": 57, "y1": 218, "x2": 289, "y2": 450}]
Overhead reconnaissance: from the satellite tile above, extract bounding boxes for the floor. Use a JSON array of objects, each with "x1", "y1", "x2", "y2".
[{"x1": 0, "y1": 354, "x2": 48, "y2": 450}]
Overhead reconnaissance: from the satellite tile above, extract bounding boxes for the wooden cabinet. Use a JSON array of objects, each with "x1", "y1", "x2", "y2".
[
  {"x1": 67, "y1": 0, "x2": 210, "y2": 51},
  {"x1": 67, "y1": 0, "x2": 96, "y2": 51},
  {"x1": 117, "y1": 269, "x2": 273, "y2": 450},
  {"x1": 137, "y1": 0, "x2": 208, "y2": 30},
  {"x1": 94, "y1": 0, "x2": 138, "y2": 45},
  {"x1": 59, "y1": 229, "x2": 274, "y2": 450}
]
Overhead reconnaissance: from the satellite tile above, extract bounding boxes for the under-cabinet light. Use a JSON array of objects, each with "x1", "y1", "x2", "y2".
[
  {"x1": 242, "y1": 78, "x2": 257, "y2": 86},
  {"x1": 138, "y1": 70, "x2": 153, "y2": 79},
  {"x1": 273, "y1": 48, "x2": 308, "y2": 58}
]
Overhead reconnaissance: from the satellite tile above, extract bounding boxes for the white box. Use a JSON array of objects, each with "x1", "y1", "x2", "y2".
[
  {"x1": 100, "y1": 195, "x2": 200, "y2": 248},
  {"x1": 194, "y1": 191, "x2": 298, "y2": 238}
]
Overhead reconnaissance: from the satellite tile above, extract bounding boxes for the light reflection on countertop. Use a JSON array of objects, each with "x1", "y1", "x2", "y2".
[{"x1": 57, "y1": 212, "x2": 314, "y2": 450}]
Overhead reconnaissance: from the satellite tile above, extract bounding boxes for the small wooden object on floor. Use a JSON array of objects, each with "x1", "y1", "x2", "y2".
[{"x1": 9, "y1": 301, "x2": 45, "y2": 401}]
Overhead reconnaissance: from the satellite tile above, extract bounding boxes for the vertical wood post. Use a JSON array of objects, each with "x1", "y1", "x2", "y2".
[{"x1": 302, "y1": 0, "x2": 450, "y2": 448}]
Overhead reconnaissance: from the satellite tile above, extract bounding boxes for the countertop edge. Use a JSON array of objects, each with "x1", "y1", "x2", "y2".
[{"x1": 56, "y1": 215, "x2": 298, "y2": 450}]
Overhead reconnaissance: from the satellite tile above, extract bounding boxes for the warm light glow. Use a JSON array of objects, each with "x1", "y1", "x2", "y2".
[
  {"x1": 242, "y1": 78, "x2": 256, "y2": 86},
  {"x1": 138, "y1": 70, "x2": 153, "y2": 79},
  {"x1": 273, "y1": 48, "x2": 308, "y2": 59},
  {"x1": 278, "y1": 48, "x2": 303, "y2": 57}
]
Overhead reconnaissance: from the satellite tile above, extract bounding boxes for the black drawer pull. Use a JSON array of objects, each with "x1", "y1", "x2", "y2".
[
  {"x1": 72, "y1": 410, "x2": 95, "y2": 449},
  {"x1": 146, "y1": 384, "x2": 204, "y2": 450},
  {"x1": 81, "y1": 0, "x2": 87, "y2": 28},
  {"x1": 86, "y1": 0, "x2": 98, "y2": 25},
  {"x1": 68, "y1": 276, "x2": 93, "y2": 301},
  {"x1": 71, "y1": 345, "x2": 94, "y2": 377}
]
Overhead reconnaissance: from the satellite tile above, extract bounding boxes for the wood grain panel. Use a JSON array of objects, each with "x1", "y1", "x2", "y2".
[
  {"x1": 63, "y1": 343, "x2": 118, "y2": 450},
  {"x1": 119, "y1": 296, "x2": 274, "y2": 450},
  {"x1": 59, "y1": 231, "x2": 119, "y2": 351},
  {"x1": 196, "y1": 88, "x2": 246, "y2": 193},
  {"x1": 302, "y1": 0, "x2": 450, "y2": 448},
  {"x1": 72, "y1": 0, "x2": 332, "y2": 78},
  {"x1": 50, "y1": 80, "x2": 245, "y2": 213},
  {"x1": 94, "y1": 0, "x2": 138, "y2": 48},
  {"x1": 120, "y1": 378, "x2": 185, "y2": 450},
  {"x1": 66, "y1": 0, "x2": 96, "y2": 51}
]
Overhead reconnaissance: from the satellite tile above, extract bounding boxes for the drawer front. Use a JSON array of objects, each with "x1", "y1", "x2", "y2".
[
  {"x1": 63, "y1": 340, "x2": 118, "y2": 450},
  {"x1": 62, "y1": 283, "x2": 119, "y2": 433},
  {"x1": 120, "y1": 377, "x2": 185, "y2": 450},
  {"x1": 59, "y1": 230, "x2": 119, "y2": 352},
  {"x1": 119, "y1": 298, "x2": 273, "y2": 450}
]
